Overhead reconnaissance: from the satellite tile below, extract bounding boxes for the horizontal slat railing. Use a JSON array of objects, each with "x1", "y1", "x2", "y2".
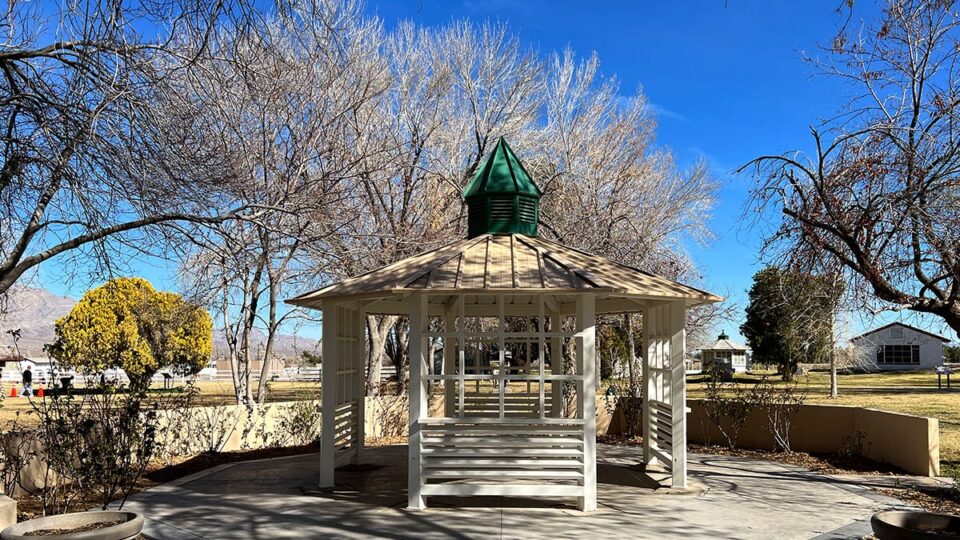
[{"x1": 418, "y1": 419, "x2": 585, "y2": 500}]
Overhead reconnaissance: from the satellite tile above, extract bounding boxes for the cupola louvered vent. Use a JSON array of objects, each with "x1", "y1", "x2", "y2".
[{"x1": 463, "y1": 138, "x2": 541, "y2": 238}]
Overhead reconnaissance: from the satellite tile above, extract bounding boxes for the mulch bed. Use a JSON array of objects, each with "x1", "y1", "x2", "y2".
[
  {"x1": 601, "y1": 435, "x2": 904, "y2": 476},
  {"x1": 875, "y1": 487, "x2": 960, "y2": 515},
  {"x1": 687, "y1": 443, "x2": 906, "y2": 476},
  {"x1": 15, "y1": 443, "x2": 323, "y2": 521},
  {"x1": 32, "y1": 520, "x2": 125, "y2": 536},
  {"x1": 143, "y1": 442, "x2": 321, "y2": 485}
]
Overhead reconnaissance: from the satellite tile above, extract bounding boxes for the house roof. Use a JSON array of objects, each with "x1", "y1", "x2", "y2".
[
  {"x1": 702, "y1": 338, "x2": 748, "y2": 352},
  {"x1": 850, "y1": 322, "x2": 952, "y2": 343},
  {"x1": 463, "y1": 138, "x2": 542, "y2": 199},
  {"x1": 287, "y1": 233, "x2": 722, "y2": 312}
]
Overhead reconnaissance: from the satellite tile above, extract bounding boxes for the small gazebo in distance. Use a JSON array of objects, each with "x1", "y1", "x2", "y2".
[
  {"x1": 288, "y1": 138, "x2": 720, "y2": 511},
  {"x1": 701, "y1": 331, "x2": 750, "y2": 374}
]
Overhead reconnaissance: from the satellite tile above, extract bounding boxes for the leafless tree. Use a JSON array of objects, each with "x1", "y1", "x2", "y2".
[
  {"x1": 310, "y1": 25, "x2": 719, "y2": 391},
  {"x1": 172, "y1": 0, "x2": 384, "y2": 405},
  {"x1": 0, "y1": 0, "x2": 257, "y2": 298},
  {"x1": 745, "y1": 0, "x2": 960, "y2": 338}
]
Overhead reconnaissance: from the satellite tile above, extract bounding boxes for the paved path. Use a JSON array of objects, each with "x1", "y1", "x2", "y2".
[{"x1": 123, "y1": 444, "x2": 915, "y2": 540}]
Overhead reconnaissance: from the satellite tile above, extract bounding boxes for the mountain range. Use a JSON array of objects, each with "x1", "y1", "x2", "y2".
[{"x1": 0, "y1": 287, "x2": 318, "y2": 358}]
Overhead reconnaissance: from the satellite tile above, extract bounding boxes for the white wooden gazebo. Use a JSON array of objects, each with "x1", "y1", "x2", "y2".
[{"x1": 288, "y1": 138, "x2": 720, "y2": 511}]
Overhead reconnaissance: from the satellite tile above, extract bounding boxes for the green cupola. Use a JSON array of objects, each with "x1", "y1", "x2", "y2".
[{"x1": 463, "y1": 137, "x2": 542, "y2": 238}]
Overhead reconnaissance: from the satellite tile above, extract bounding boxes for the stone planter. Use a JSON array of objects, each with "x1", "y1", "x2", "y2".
[
  {"x1": 0, "y1": 511, "x2": 143, "y2": 540},
  {"x1": 871, "y1": 510, "x2": 960, "y2": 540}
]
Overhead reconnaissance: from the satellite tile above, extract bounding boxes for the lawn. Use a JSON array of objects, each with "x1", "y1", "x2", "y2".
[
  {"x1": 0, "y1": 379, "x2": 321, "y2": 426},
  {"x1": 687, "y1": 369, "x2": 960, "y2": 476}
]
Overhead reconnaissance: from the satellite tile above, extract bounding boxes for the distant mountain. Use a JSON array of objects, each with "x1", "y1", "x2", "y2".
[
  {"x1": 211, "y1": 327, "x2": 320, "y2": 359},
  {"x1": 1, "y1": 287, "x2": 318, "y2": 359},
  {"x1": 0, "y1": 287, "x2": 76, "y2": 355}
]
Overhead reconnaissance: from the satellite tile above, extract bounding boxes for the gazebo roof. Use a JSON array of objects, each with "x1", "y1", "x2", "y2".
[
  {"x1": 701, "y1": 331, "x2": 749, "y2": 352},
  {"x1": 288, "y1": 233, "x2": 721, "y2": 313},
  {"x1": 703, "y1": 339, "x2": 748, "y2": 352}
]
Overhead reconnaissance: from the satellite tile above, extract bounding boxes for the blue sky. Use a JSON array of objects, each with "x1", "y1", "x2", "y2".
[
  {"x1": 35, "y1": 0, "x2": 958, "y2": 342},
  {"x1": 362, "y1": 0, "x2": 953, "y2": 341}
]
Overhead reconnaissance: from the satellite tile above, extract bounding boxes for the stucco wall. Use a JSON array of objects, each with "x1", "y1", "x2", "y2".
[
  {"x1": 601, "y1": 399, "x2": 939, "y2": 477},
  {"x1": 853, "y1": 324, "x2": 945, "y2": 371}
]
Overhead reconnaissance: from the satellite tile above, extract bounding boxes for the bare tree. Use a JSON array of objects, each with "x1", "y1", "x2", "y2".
[
  {"x1": 310, "y1": 25, "x2": 718, "y2": 391},
  {"x1": 745, "y1": 0, "x2": 960, "y2": 338},
  {"x1": 0, "y1": 0, "x2": 257, "y2": 298},
  {"x1": 172, "y1": 0, "x2": 384, "y2": 405}
]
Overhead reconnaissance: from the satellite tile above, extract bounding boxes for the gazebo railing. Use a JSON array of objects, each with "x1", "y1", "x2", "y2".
[{"x1": 419, "y1": 417, "x2": 585, "y2": 498}]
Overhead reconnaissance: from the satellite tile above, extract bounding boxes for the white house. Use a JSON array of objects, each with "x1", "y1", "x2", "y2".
[
  {"x1": 701, "y1": 331, "x2": 750, "y2": 373},
  {"x1": 850, "y1": 322, "x2": 950, "y2": 371}
]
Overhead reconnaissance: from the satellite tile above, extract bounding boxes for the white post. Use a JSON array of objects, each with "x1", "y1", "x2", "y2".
[
  {"x1": 548, "y1": 307, "x2": 563, "y2": 417},
  {"x1": 353, "y1": 307, "x2": 365, "y2": 464},
  {"x1": 642, "y1": 303, "x2": 653, "y2": 466},
  {"x1": 443, "y1": 313, "x2": 456, "y2": 417},
  {"x1": 320, "y1": 303, "x2": 338, "y2": 488},
  {"x1": 408, "y1": 293, "x2": 428, "y2": 510},
  {"x1": 577, "y1": 294, "x2": 597, "y2": 512},
  {"x1": 669, "y1": 301, "x2": 687, "y2": 488}
]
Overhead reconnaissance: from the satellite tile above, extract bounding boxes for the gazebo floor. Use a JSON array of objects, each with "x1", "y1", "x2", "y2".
[{"x1": 121, "y1": 443, "x2": 911, "y2": 539}]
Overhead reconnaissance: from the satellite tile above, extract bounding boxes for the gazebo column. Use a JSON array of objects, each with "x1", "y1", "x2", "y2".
[
  {"x1": 548, "y1": 307, "x2": 563, "y2": 417},
  {"x1": 408, "y1": 293, "x2": 429, "y2": 510},
  {"x1": 576, "y1": 294, "x2": 597, "y2": 512},
  {"x1": 641, "y1": 300, "x2": 688, "y2": 488},
  {"x1": 443, "y1": 311, "x2": 456, "y2": 417},
  {"x1": 319, "y1": 301, "x2": 339, "y2": 488},
  {"x1": 319, "y1": 301, "x2": 364, "y2": 488},
  {"x1": 352, "y1": 307, "x2": 365, "y2": 465}
]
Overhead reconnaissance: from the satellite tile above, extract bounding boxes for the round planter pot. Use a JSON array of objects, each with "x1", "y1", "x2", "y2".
[
  {"x1": 0, "y1": 510, "x2": 143, "y2": 540},
  {"x1": 871, "y1": 510, "x2": 960, "y2": 540}
]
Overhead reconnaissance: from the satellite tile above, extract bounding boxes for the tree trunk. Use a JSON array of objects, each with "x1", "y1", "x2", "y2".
[
  {"x1": 625, "y1": 313, "x2": 637, "y2": 394},
  {"x1": 365, "y1": 315, "x2": 396, "y2": 395},
  {"x1": 829, "y1": 349, "x2": 838, "y2": 398}
]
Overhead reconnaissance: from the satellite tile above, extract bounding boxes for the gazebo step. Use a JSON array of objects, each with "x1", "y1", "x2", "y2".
[
  {"x1": 420, "y1": 483, "x2": 583, "y2": 497},
  {"x1": 422, "y1": 424, "x2": 583, "y2": 433},
  {"x1": 422, "y1": 437, "x2": 583, "y2": 447},
  {"x1": 421, "y1": 417, "x2": 584, "y2": 425},
  {"x1": 424, "y1": 458, "x2": 583, "y2": 468},
  {"x1": 423, "y1": 469, "x2": 583, "y2": 479},
  {"x1": 422, "y1": 448, "x2": 582, "y2": 457}
]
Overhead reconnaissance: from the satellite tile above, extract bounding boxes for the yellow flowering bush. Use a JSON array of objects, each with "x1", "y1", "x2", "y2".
[{"x1": 47, "y1": 277, "x2": 212, "y2": 389}]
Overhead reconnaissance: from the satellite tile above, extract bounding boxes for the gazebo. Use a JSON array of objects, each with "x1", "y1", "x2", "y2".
[
  {"x1": 701, "y1": 331, "x2": 750, "y2": 373},
  {"x1": 288, "y1": 138, "x2": 720, "y2": 511}
]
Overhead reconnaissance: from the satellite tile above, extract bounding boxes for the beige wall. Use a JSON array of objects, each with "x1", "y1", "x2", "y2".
[
  {"x1": 6, "y1": 396, "x2": 939, "y2": 497},
  {"x1": 254, "y1": 398, "x2": 940, "y2": 478},
  {"x1": 4, "y1": 401, "x2": 324, "y2": 496},
  {"x1": 601, "y1": 399, "x2": 939, "y2": 477}
]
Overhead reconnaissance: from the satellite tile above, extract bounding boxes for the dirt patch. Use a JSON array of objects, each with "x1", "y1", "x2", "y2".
[
  {"x1": 31, "y1": 519, "x2": 124, "y2": 536},
  {"x1": 688, "y1": 443, "x2": 907, "y2": 476},
  {"x1": 875, "y1": 486, "x2": 960, "y2": 515},
  {"x1": 600, "y1": 435, "x2": 906, "y2": 476},
  {"x1": 143, "y1": 442, "x2": 321, "y2": 485},
  {"x1": 15, "y1": 443, "x2": 322, "y2": 521}
]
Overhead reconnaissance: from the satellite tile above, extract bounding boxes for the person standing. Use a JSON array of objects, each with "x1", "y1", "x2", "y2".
[{"x1": 22, "y1": 367, "x2": 32, "y2": 397}]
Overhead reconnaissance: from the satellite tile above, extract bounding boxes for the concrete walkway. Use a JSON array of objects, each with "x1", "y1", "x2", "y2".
[{"x1": 122, "y1": 444, "x2": 915, "y2": 540}]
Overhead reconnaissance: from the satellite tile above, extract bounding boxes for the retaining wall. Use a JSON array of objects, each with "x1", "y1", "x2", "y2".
[{"x1": 601, "y1": 398, "x2": 940, "y2": 477}]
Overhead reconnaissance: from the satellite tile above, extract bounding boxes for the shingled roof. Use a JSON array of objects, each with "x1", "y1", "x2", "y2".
[{"x1": 287, "y1": 233, "x2": 721, "y2": 312}]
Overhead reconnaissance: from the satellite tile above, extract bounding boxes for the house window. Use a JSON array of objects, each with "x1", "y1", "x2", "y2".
[{"x1": 877, "y1": 344, "x2": 919, "y2": 364}]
